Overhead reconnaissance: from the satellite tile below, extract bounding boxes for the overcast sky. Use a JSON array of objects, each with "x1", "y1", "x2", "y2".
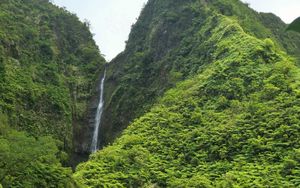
[{"x1": 53, "y1": 0, "x2": 299, "y2": 61}]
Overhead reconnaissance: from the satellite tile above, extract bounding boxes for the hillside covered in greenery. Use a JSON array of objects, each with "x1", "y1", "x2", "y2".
[
  {"x1": 100, "y1": 0, "x2": 300, "y2": 147},
  {"x1": 0, "y1": 0, "x2": 105, "y2": 186},
  {"x1": 1, "y1": 0, "x2": 300, "y2": 187},
  {"x1": 75, "y1": 0, "x2": 300, "y2": 187},
  {"x1": 287, "y1": 17, "x2": 300, "y2": 33}
]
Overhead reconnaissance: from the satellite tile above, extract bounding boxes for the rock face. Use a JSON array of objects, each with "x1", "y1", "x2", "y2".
[
  {"x1": 0, "y1": 0, "x2": 107, "y2": 186},
  {"x1": 99, "y1": 0, "x2": 300, "y2": 148},
  {"x1": 73, "y1": 98, "x2": 97, "y2": 154},
  {"x1": 73, "y1": 70, "x2": 106, "y2": 154}
]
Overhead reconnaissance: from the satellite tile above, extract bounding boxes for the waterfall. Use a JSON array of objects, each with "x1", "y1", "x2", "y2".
[{"x1": 90, "y1": 70, "x2": 106, "y2": 153}]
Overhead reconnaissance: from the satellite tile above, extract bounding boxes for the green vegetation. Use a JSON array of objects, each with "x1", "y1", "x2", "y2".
[
  {"x1": 0, "y1": 0, "x2": 106, "y2": 152},
  {"x1": 287, "y1": 17, "x2": 300, "y2": 33},
  {"x1": 258, "y1": 14, "x2": 300, "y2": 62},
  {"x1": 0, "y1": 114, "x2": 77, "y2": 187},
  {"x1": 1, "y1": 0, "x2": 299, "y2": 187},
  {"x1": 0, "y1": 0, "x2": 105, "y2": 186},
  {"x1": 0, "y1": 0, "x2": 105, "y2": 149},
  {"x1": 75, "y1": 14, "x2": 300, "y2": 187},
  {"x1": 102, "y1": 0, "x2": 300, "y2": 147}
]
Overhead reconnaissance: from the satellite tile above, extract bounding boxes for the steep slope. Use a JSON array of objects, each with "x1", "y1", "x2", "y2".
[
  {"x1": 75, "y1": 13, "x2": 300, "y2": 187},
  {"x1": 100, "y1": 0, "x2": 300, "y2": 147},
  {"x1": 0, "y1": 0, "x2": 106, "y2": 152},
  {"x1": 287, "y1": 17, "x2": 300, "y2": 33},
  {"x1": 258, "y1": 13, "x2": 300, "y2": 61},
  {"x1": 0, "y1": 0, "x2": 105, "y2": 186}
]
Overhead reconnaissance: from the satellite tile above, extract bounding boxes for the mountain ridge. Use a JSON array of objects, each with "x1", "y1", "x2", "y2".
[
  {"x1": 0, "y1": 0, "x2": 300, "y2": 187},
  {"x1": 99, "y1": 0, "x2": 300, "y2": 149},
  {"x1": 75, "y1": 11, "x2": 300, "y2": 187}
]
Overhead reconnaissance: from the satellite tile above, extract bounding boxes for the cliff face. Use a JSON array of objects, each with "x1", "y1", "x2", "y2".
[
  {"x1": 75, "y1": 0, "x2": 300, "y2": 187},
  {"x1": 0, "y1": 0, "x2": 106, "y2": 153},
  {"x1": 0, "y1": 0, "x2": 108, "y2": 185},
  {"x1": 1, "y1": 0, "x2": 299, "y2": 186},
  {"x1": 100, "y1": 0, "x2": 300, "y2": 147},
  {"x1": 73, "y1": 69, "x2": 107, "y2": 154}
]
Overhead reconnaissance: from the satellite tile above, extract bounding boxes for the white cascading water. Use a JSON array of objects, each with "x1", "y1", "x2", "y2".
[{"x1": 90, "y1": 70, "x2": 106, "y2": 153}]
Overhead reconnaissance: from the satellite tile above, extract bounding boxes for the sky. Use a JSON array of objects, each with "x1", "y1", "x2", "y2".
[
  {"x1": 53, "y1": 0, "x2": 299, "y2": 61},
  {"x1": 53, "y1": 0, "x2": 148, "y2": 61},
  {"x1": 242, "y1": 0, "x2": 299, "y2": 23}
]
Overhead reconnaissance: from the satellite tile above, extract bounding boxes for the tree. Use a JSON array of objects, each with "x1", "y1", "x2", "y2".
[{"x1": 0, "y1": 130, "x2": 74, "y2": 187}]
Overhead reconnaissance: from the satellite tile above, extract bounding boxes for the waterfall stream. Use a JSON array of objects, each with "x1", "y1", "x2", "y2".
[{"x1": 90, "y1": 70, "x2": 106, "y2": 153}]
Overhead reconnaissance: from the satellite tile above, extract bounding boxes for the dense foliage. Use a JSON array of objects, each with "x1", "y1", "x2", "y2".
[
  {"x1": 0, "y1": 0, "x2": 105, "y2": 150},
  {"x1": 0, "y1": 114, "x2": 77, "y2": 187},
  {"x1": 1, "y1": 0, "x2": 299, "y2": 187},
  {"x1": 0, "y1": 0, "x2": 105, "y2": 186},
  {"x1": 287, "y1": 17, "x2": 300, "y2": 33},
  {"x1": 75, "y1": 14, "x2": 300, "y2": 187},
  {"x1": 101, "y1": 0, "x2": 300, "y2": 147}
]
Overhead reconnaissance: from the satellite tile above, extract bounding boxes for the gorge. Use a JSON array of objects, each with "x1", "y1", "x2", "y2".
[
  {"x1": 0, "y1": 0, "x2": 300, "y2": 187},
  {"x1": 76, "y1": 0, "x2": 300, "y2": 187}
]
